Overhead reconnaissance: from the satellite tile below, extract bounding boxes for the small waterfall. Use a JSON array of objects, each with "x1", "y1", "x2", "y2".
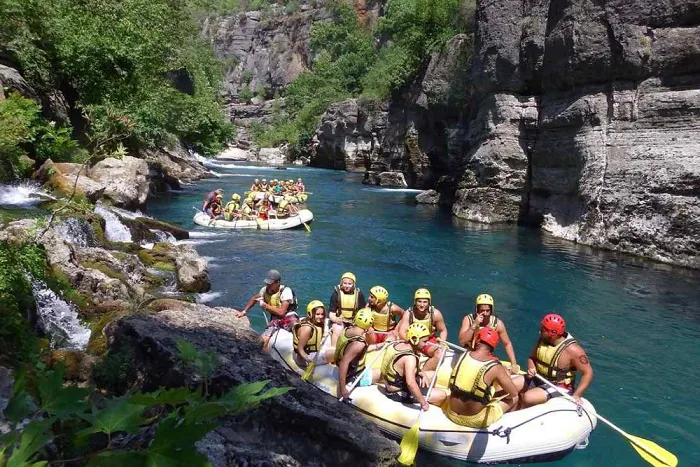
[
  {"x1": 0, "y1": 181, "x2": 55, "y2": 208},
  {"x1": 94, "y1": 204, "x2": 132, "y2": 243},
  {"x1": 54, "y1": 217, "x2": 98, "y2": 248},
  {"x1": 151, "y1": 229, "x2": 176, "y2": 243},
  {"x1": 31, "y1": 280, "x2": 91, "y2": 350}
]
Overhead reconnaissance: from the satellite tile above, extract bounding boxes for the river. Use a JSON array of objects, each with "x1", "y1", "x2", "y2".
[{"x1": 146, "y1": 161, "x2": 700, "y2": 466}]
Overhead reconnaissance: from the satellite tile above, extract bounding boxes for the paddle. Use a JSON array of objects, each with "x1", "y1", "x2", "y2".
[
  {"x1": 339, "y1": 344, "x2": 388, "y2": 402},
  {"x1": 301, "y1": 329, "x2": 331, "y2": 381},
  {"x1": 533, "y1": 375, "x2": 676, "y2": 467},
  {"x1": 302, "y1": 220, "x2": 311, "y2": 233},
  {"x1": 397, "y1": 341, "x2": 448, "y2": 465}
]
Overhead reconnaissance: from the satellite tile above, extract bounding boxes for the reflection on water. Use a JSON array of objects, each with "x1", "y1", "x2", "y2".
[{"x1": 147, "y1": 164, "x2": 700, "y2": 466}]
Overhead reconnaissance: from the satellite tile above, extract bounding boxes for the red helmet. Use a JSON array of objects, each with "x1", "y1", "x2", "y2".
[
  {"x1": 476, "y1": 327, "x2": 499, "y2": 349},
  {"x1": 541, "y1": 313, "x2": 566, "y2": 338}
]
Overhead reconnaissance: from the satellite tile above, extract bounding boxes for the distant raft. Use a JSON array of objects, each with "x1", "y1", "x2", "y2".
[
  {"x1": 269, "y1": 329, "x2": 597, "y2": 464},
  {"x1": 193, "y1": 209, "x2": 313, "y2": 230}
]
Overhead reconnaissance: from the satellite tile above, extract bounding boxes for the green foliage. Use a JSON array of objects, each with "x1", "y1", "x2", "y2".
[
  {"x1": 254, "y1": 0, "x2": 476, "y2": 150},
  {"x1": 0, "y1": 92, "x2": 80, "y2": 181},
  {"x1": 0, "y1": 0, "x2": 234, "y2": 156},
  {"x1": 1, "y1": 345, "x2": 291, "y2": 466},
  {"x1": 93, "y1": 343, "x2": 136, "y2": 393},
  {"x1": 238, "y1": 85, "x2": 254, "y2": 104},
  {"x1": 0, "y1": 242, "x2": 47, "y2": 366}
]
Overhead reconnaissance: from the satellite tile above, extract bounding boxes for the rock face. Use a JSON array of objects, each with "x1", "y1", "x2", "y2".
[
  {"x1": 148, "y1": 243, "x2": 210, "y2": 293},
  {"x1": 312, "y1": 34, "x2": 473, "y2": 189},
  {"x1": 416, "y1": 189, "x2": 440, "y2": 204},
  {"x1": 139, "y1": 141, "x2": 213, "y2": 193},
  {"x1": 452, "y1": 0, "x2": 700, "y2": 268},
  {"x1": 89, "y1": 156, "x2": 150, "y2": 208},
  {"x1": 107, "y1": 302, "x2": 399, "y2": 466}
]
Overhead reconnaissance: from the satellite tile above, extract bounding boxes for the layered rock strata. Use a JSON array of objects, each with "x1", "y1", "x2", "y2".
[{"x1": 452, "y1": 0, "x2": 700, "y2": 268}]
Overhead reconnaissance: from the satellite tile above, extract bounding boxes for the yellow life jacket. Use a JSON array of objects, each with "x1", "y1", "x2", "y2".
[
  {"x1": 225, "y1": 201, "x2": 240, "y2": 213},
  {"x1": 335, "y1": 286, "x2": 360, "y2": 322},
  {"x1": 534, "y1": 332, "x2": 577, "y2": 387},
  {"x1": 449, "y1": 352, "x2": 500, "y2": 404},
  {"x1": 466, "y1": 314, "x2": 500, "y2": 349},
  {"x1": 262, "y1": 285, "x2": 297, "y2": 315},
  {"x1": 372, "y1": 301, "x2": 396, "y2": 332},
  {"x1": 334, "y1": 329, "x2": 367, "y2": 378},
  {"x1": 407, "y1": 305, "x2": 435, "y2": 334},
  {"x1": 380, "y1": 342, "x2": 418, "y2": 390},
  {"x1": 292, "y1": 319, "x2": 323, "y2": 354}
]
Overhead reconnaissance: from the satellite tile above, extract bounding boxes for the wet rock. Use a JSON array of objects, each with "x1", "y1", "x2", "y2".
[
  {"x1": 107, "y1": 303, "x2": 400, "y2": 466},
  {"x1": 216, "y1": 147, "x2": 249, "y2": 161},
  {"x1": 140, "y1": 141, "x2": 212, "y2": 193},
  {"x1": 133, "y1": 217, "x2": 189, "y2": 240},
  {"x1": 49, "y1": 350, "x2": 97, "y2": 385},
  {"x1": 89, "y1": 156, "x2": 150, "y2": 208},
  {"x1": 416, "y1": 189, "x2": 440, "y2": 204},
  {"x1": 34, "y1": 160, "x2": 106, "y2": 202},
  {"x1": 75, "y1": 247, "x2": 151, "y2": 300},
  {"x1": 148, "y1": 243, "x2": 210, "y2": 293},
  {"x1": 364, "y1": 171, "x2": 408, "y2": 188}
]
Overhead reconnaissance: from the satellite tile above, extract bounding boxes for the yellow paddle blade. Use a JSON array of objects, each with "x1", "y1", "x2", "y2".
[
  {"x1": 301, "y1": 362, "x2": 315, "y2": 381},
  {"x1": 303, "y1": 222, "x2": 311, "y2": 233},
  {"x1": 629, "y1": 435, "x2": 677, "y2": 467},
  {"x1": 397, "y1": 420, "x2": 420, "y2": 465}
]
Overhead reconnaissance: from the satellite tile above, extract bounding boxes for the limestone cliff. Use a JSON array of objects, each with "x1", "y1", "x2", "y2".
[{"x1": 455, "y1": 0, "x2": 700, "y2": 268}]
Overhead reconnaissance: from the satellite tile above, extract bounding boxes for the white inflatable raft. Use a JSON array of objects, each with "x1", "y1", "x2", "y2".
[
  {"x1": 192, "y1": 209, "x2": 313, "y2": 230},
  {"x1": 269, "y1": 329, "x2": 596, "y2": 464}
]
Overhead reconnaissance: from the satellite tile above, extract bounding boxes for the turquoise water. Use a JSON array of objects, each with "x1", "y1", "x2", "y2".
[{"x1": 147, "y1": 162, "x2": 700, "y2": 466}]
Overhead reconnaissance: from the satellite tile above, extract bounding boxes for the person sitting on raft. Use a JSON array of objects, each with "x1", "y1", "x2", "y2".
[
  {"x1": 202, "y1": 188, "x2": 223, "y2": 214},
  {"x1": 296, "y1": 177, "x2": 305, "y2": 193},
  {"x1": 380, "y1": 322, "x2": 447, "y2": 411},
  {"x1": 293, "y1": 300, "x2": 335, "y2": 369},
  {"x1": 446, "y1": 328, "x2": 525, "y2": 428},
  {"x1": 233, "y1": 269, "x2": 299, "y2": 352},
  {"x1": 260, "y1": 178, "x2": 269, "y2": 191},
  {"x1": 224, "y1": 193, "x2": 241, "y2": 221},
  {"x1": 241, "y1": 198, "x2": 258, "y2": 219},
  {"x1": 207, "y1": 194, "x2": 224, "y2": 219},
  {"x1": 336, "y1": 308, "x2": 381, "y2": 400},
  {"x1": 329, "y1": 272, "x2": 367, "y2": 345},
  {"x1": 397, "y1": 288, "x2": 448, "y2": 372},
  {"x1": 521, "y1": 314, "x2": 593, "y2": 407},
  {"x1": 272, "y1": 198, "x2": 298, "y2": 219},
  {"x1": 366, "y1": 286, "x2": 404, "y2": 344},
  {"x1": 458, "y1": 293, "x2": 520, "y2": 374},
  {"x1": 250, "y1": 179, "x2": 261, "y2": 192},
  {"x1": 258, "y1": 195, "x2": 272, "y2": 220}
]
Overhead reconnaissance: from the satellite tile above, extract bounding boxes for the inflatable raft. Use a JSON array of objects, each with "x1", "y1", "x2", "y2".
[
  {"x1": 193, "y1": 209, "x2": 313, "y2": 230},
  {"x1": 269, "y1": 329, "x2": 596, "y2": 464}
]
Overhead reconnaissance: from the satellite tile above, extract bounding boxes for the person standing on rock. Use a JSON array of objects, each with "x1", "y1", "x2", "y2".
[
  {"x1": 202, "y1": 188, "x2": 223, "y2": 215},
  {"x1": 329, "y1": 272, "x2": 367, "y2": 346},
  {"x1": 521, "y1": 314, "x2": 593, "y2": 407},
  {"x1": 396, "y1": 288, "x2": 448, "y2": 372},
  {"x1": 458, "y1": 293, "x2": 520, "y2": 374},
  {"x1": 233, "y1": 269, "x2": 299, "y2": 352}
]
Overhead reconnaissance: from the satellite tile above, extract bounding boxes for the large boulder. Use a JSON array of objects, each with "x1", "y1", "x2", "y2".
[
  {"x1": 140, "y1": 141, "x2": 213, "y2": 193},
  {"x1": 89, "y1": 156, "x2": 150, "y2": 208},
  {"x1": 148, "y1": 243, "x2": 210, "y2": 293},
  {"x1": 256, "y1": 147, "x2": 287, "y2": 166},
  {"x1": 106, "y1": 302, "x2": 400, "y2": 466},
  {"x1": 33, "y1": 160, "x2": 106, "y2": 202},
  {"x1": 416, "y1": 189, "x2": 440, "y2": 204}
]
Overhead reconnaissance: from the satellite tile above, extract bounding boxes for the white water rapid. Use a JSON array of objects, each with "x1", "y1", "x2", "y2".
[
  {"x1": 94, "y1": 204, "x2": 132, "y2": 242},
  {"x1": 0, "y1": 181, "x2": 55, "y2": 208},
  {"x1": 31, "y1": 280, "x2": 91, "y2": 350}
]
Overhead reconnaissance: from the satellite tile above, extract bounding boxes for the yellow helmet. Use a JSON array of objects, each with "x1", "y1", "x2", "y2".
[
  {"x1": 369, "y1": 286, "x2": 388, "y2": 304},
  {"x1": 231, "y1": 193, "x2": 241, "y2": 200},
  {"x1": 406, "y1": 322, "x2": 431, "y2": 346},
  {"x1": 354, "y1": 307, "x2": 374, "y2": 330},
  {"x1": 341, "y1": 272, "x2": 356, "y2": 284},
  {"x1": 414, "y1": 288, "x2": 431, "y2": 301},
  {"x1": 306, "y1": 300, "x2": 325, "y2": 318},
  {"x1": 475, "y1": 293, "x2": 494, "y2": 312}
]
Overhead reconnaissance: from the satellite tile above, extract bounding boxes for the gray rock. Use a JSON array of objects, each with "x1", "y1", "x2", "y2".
[
  {"x1": 150, "y1": 243, "x2": 210, "y2": 293},
  {"x1": 378, "y1": 172, "x2": 408, "y2": 188},
  {"x1": 0, "y1": 65, "x2": 39, "y2": 101},
  {"x1": 89, "y1": 156, "x2": 150, "y2": 208},
  {"x1": 454, "y1": 0, "x2": 700, "y2": 268},
  {"x1": 416, "y1": 189, "x2": 440, "y2": 204},
  {"x1": 215, "y1": 147, "x2": 250, "y2": 161},
  {"x1": 256, "y1": 147, "x2": 287, "y2": 166},
  {"x1": 140, "y1": 141, "x2": 213, "y2": 193},
  {"x1": 107, "y1": 302, "x2": 400, "y2": 466},
  {"x1": 0, "y1": 366, "x2": 12, "y2": 435}
]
